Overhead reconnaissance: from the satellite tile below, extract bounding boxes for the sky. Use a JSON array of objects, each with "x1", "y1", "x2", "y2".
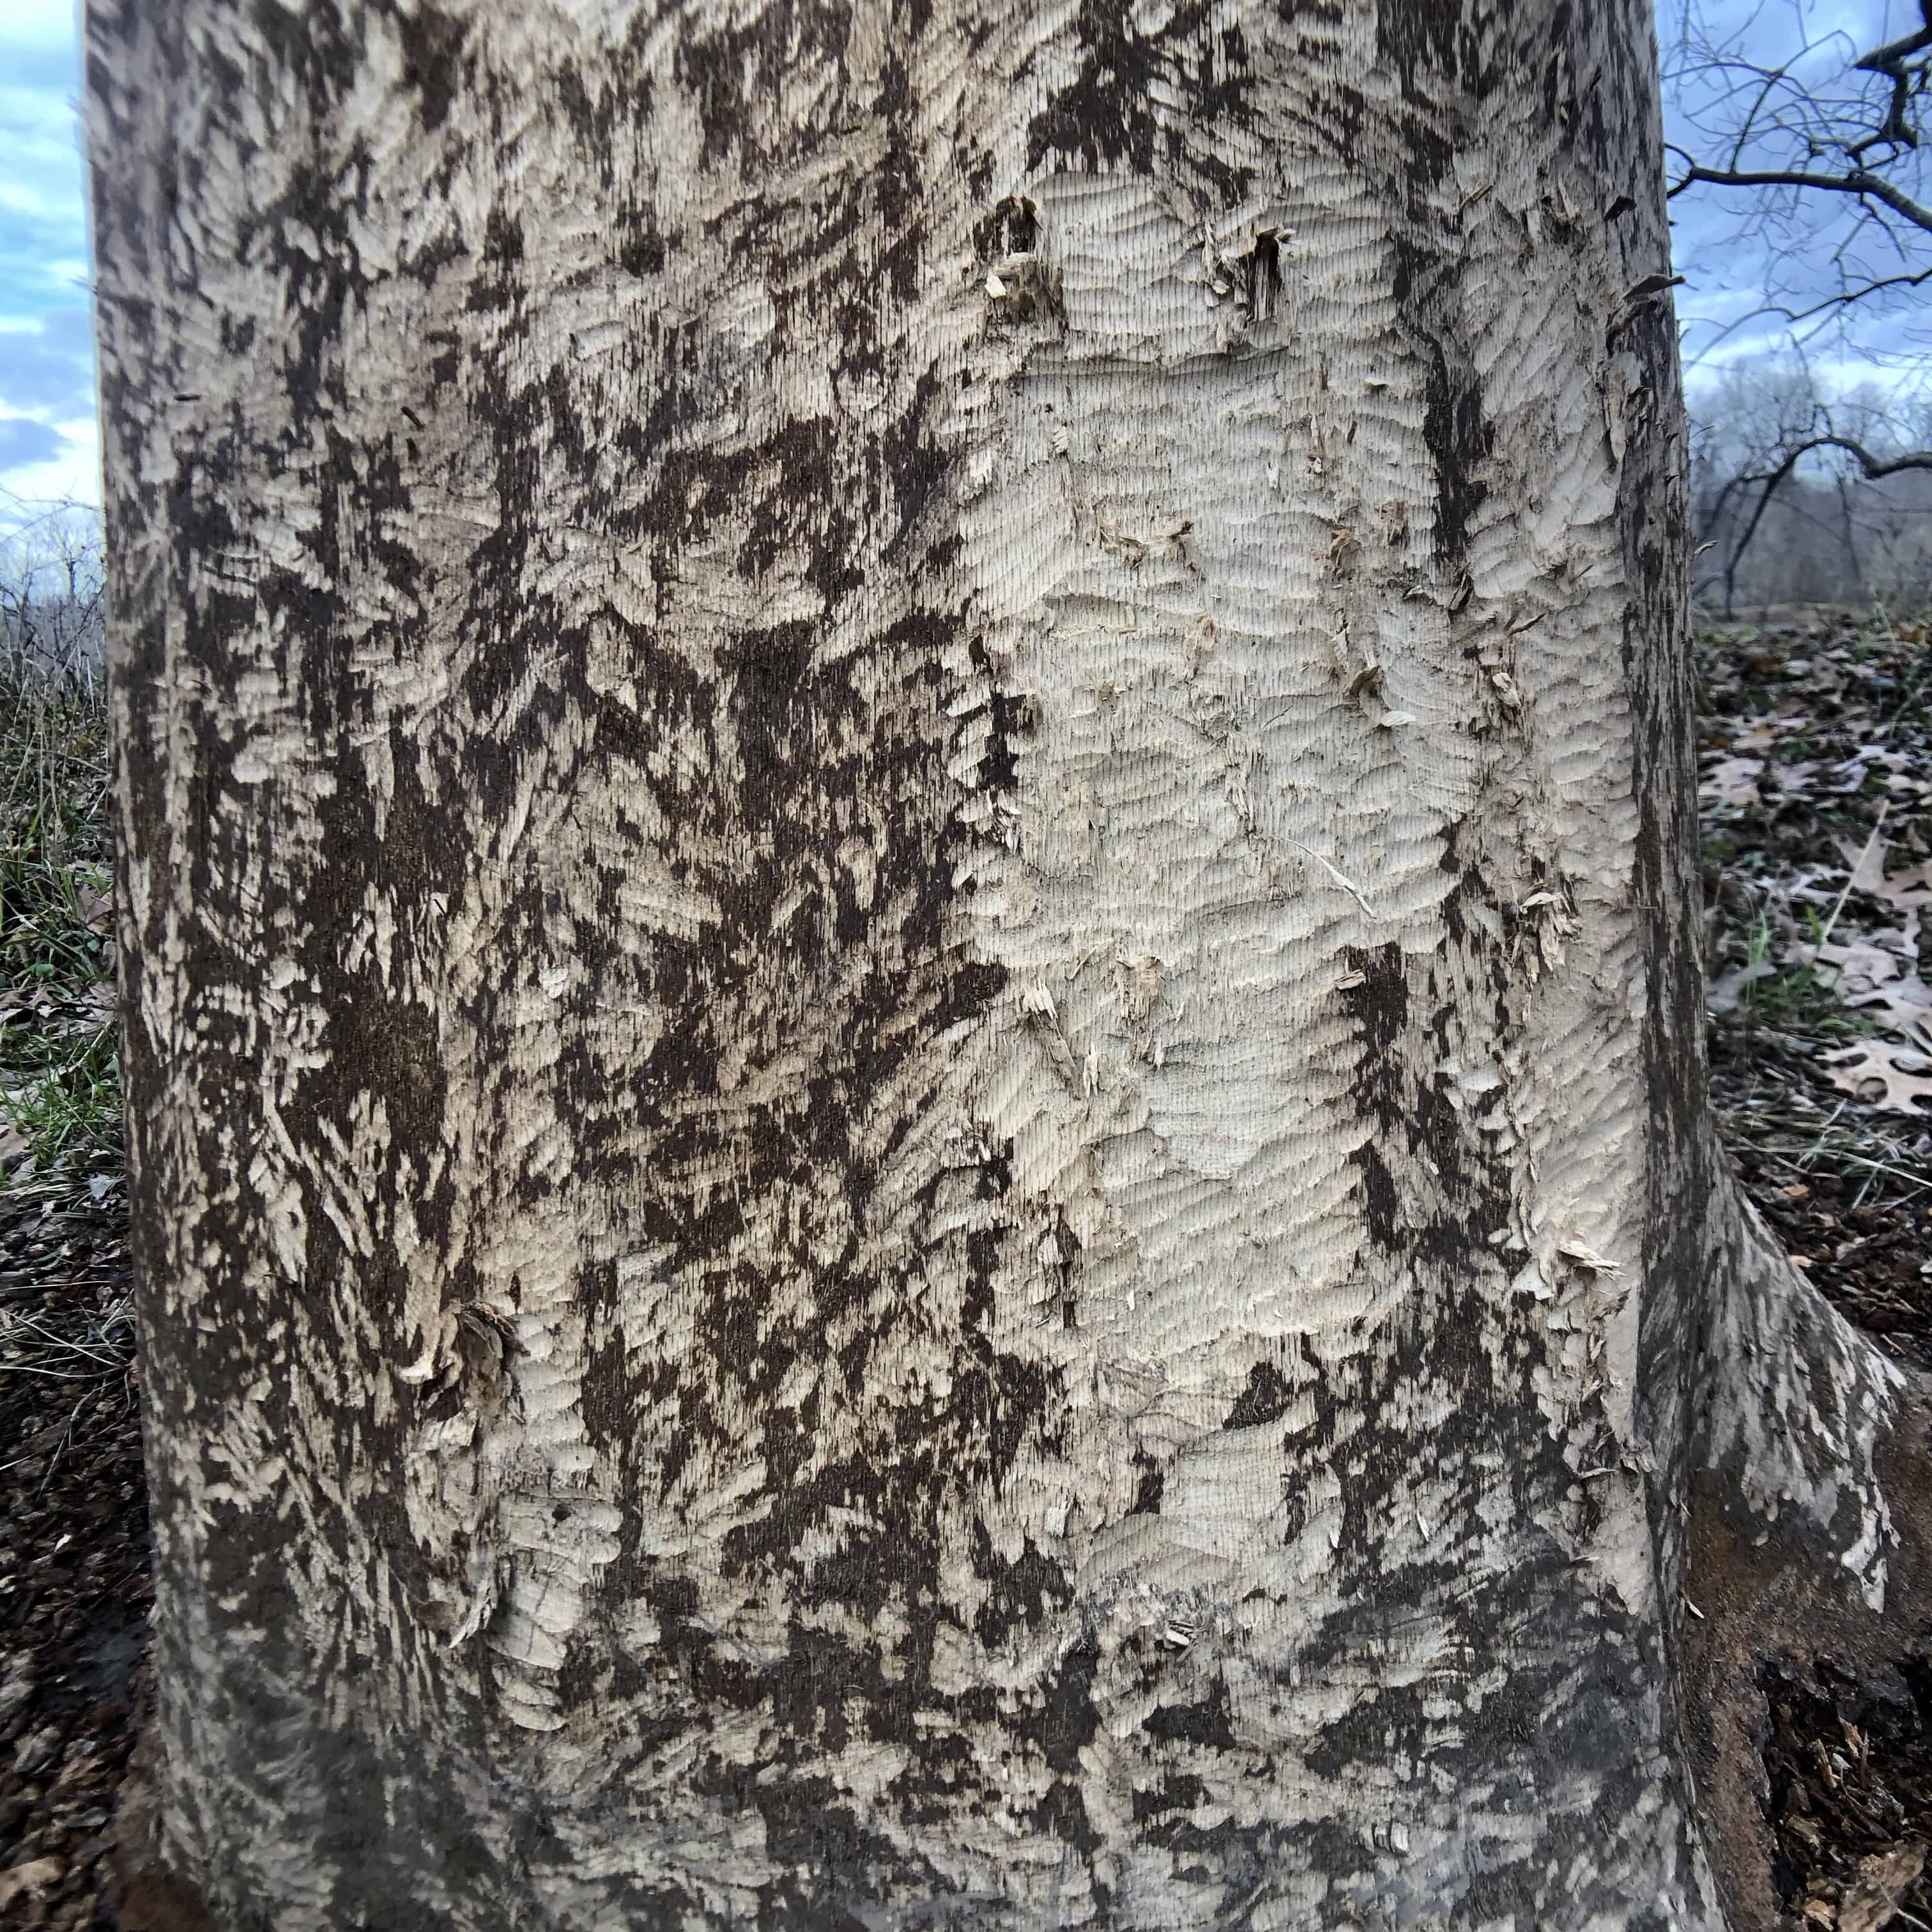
[
  {"x1": 0, "y1": 2, "x2": 99, "y2": 525},
  {"x1": 1, "y1": 1, "x2": 1926, "y2": 532},
  {"x1": 1661, "y1": 0, "x2": 1932, "y2": 394}
]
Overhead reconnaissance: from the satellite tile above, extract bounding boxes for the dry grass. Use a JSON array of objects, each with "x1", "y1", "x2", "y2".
[{"x1": 0, "y1": 515, "x2": 129, "y2": 1393}]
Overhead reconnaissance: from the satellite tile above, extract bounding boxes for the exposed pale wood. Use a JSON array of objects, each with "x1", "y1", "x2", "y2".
[{"x1": 84, "y1": 2, "x2": 1917, "y2": 1926}]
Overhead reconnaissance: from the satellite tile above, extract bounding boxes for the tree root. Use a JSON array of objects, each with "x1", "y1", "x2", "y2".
[
  {"x1": 1681, "y1": 1143, "x2": 1932, "y2": 1931},
  {"x1": 1695, "y1": 1149, "x2": 1915, "y2": 1607}
]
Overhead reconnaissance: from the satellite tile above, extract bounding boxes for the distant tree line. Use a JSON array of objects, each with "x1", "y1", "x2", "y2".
[
  {"x1": 1690, "y1": 358, "x2": 1932, "y2": 618},
  {"x1": 0, "y1": 502, "x2": 105, "y2": 684}
]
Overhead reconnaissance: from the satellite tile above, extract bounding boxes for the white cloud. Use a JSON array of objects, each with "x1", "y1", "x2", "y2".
[
  {"x1": 0, "y1": 19, "x2": 90, "y2": 329},
  {"x1": 0, "y1": 4, "x2": 83, "y2": 60},
  {"x1": 0, "y1": 79, "x2": 82, "y2": 130},
  {"x1": 1665, "y1": 0, "x2": 1931, "y2": 384},
  {"x1": 0, "y1": 415, "x2": 101, "y2": 525}
]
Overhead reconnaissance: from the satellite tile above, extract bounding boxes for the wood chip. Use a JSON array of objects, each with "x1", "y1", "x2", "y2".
[{"x1": 1834, "y1": 1839, "x2": 1927, "y2": 1932}]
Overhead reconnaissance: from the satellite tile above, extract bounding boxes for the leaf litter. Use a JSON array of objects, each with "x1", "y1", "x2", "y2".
[{"x1": 1699, "y1": 608, "x2": 1932, "y2": 1931}]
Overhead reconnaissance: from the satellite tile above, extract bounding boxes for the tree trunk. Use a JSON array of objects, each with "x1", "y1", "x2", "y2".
[{"x1": 84, "y1": 1, "x2": 1932, "y2": 1926}]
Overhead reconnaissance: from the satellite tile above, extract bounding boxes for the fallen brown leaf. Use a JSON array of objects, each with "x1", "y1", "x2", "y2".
[
  {"x1": 1832, "y1": 835, "x2": 1932, "y2": 914},
  {"x1": 73, "y1": 880, "x2": 114, "y2": 935},
  {"x1": 1824, "y1": 1042, "x2": 1932, "y2": 1114},
  {"x1": 1699, "y1": 754, "x2": 1764, "y2": 805},
  {"x1": 0, "y1": 1857, "x2": 65, "y2": 1909},
  {"x1": 1835, "y1": 1839, "x2": 1926, "y2": 1932}
]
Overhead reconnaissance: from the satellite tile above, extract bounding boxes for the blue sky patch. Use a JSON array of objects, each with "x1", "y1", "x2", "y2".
[{"x1": 0, "y1": 1, "x2": 1922, "y2": 533}]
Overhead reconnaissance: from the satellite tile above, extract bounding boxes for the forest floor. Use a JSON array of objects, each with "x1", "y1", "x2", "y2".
[
  {"x1": 0, "y1": 652, "x2": 148, "y2": 1931},
  {"x1": 0, "y1": 612, "x2": 1928, "y2": 1928},
  {"x1": 1698, "y1": 610, "x2": 1932, "y2": 1929}
]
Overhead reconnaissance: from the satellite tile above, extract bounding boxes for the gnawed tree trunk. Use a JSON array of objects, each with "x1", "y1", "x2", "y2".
[{"x1": 84, "y1": 1, "x2": 1931, "y2": 1926}]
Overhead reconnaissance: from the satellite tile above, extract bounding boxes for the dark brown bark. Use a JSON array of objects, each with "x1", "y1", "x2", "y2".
[{"x1": 83, "y1": 1, "x2": 1920, "y2": 1926}]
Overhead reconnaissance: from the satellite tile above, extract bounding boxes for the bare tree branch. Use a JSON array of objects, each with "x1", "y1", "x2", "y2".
[
  {"x1": 1667, "y1": 160, "x2": 1932, "y2": 236},
  {"x1": 1687, "y1": 359, "x2": 1932, "y2": 616},
  {"x1": 1786, "y1": 432, "x2": 1932, "y2": 480},
  {"x1": 1850, "y1": 1, "x2": 1932, "y2": 160},
  {"x1": 1665, "y1": 1, "x2": 1932, "y2": 365},
  {"x1": 1683, "y1": 266, "x2": 1932, "y2": 374}
]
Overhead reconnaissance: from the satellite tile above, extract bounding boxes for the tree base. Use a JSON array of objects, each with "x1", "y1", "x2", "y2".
[{"x1": 1685, "y1": 1361, "x2": 1932, "y2": 1928}]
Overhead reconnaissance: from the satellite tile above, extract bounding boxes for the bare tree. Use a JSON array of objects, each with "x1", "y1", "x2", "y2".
[
  {"x1": 1664, "y1": 3, "x2": 1932, "y2": 600},
  {"x1": 1666, "y1": 1, "x2": 1932, "y2": 362},
  {"x1": 1690, "y1": 357, "x2": 1932, "y2": 614},
  {"x1": 0, "y1": 496, "x2": 106, "y2": 686},
  {"x1": 85, "y1": 3, "x2": 1931, "y2": 1929}
]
